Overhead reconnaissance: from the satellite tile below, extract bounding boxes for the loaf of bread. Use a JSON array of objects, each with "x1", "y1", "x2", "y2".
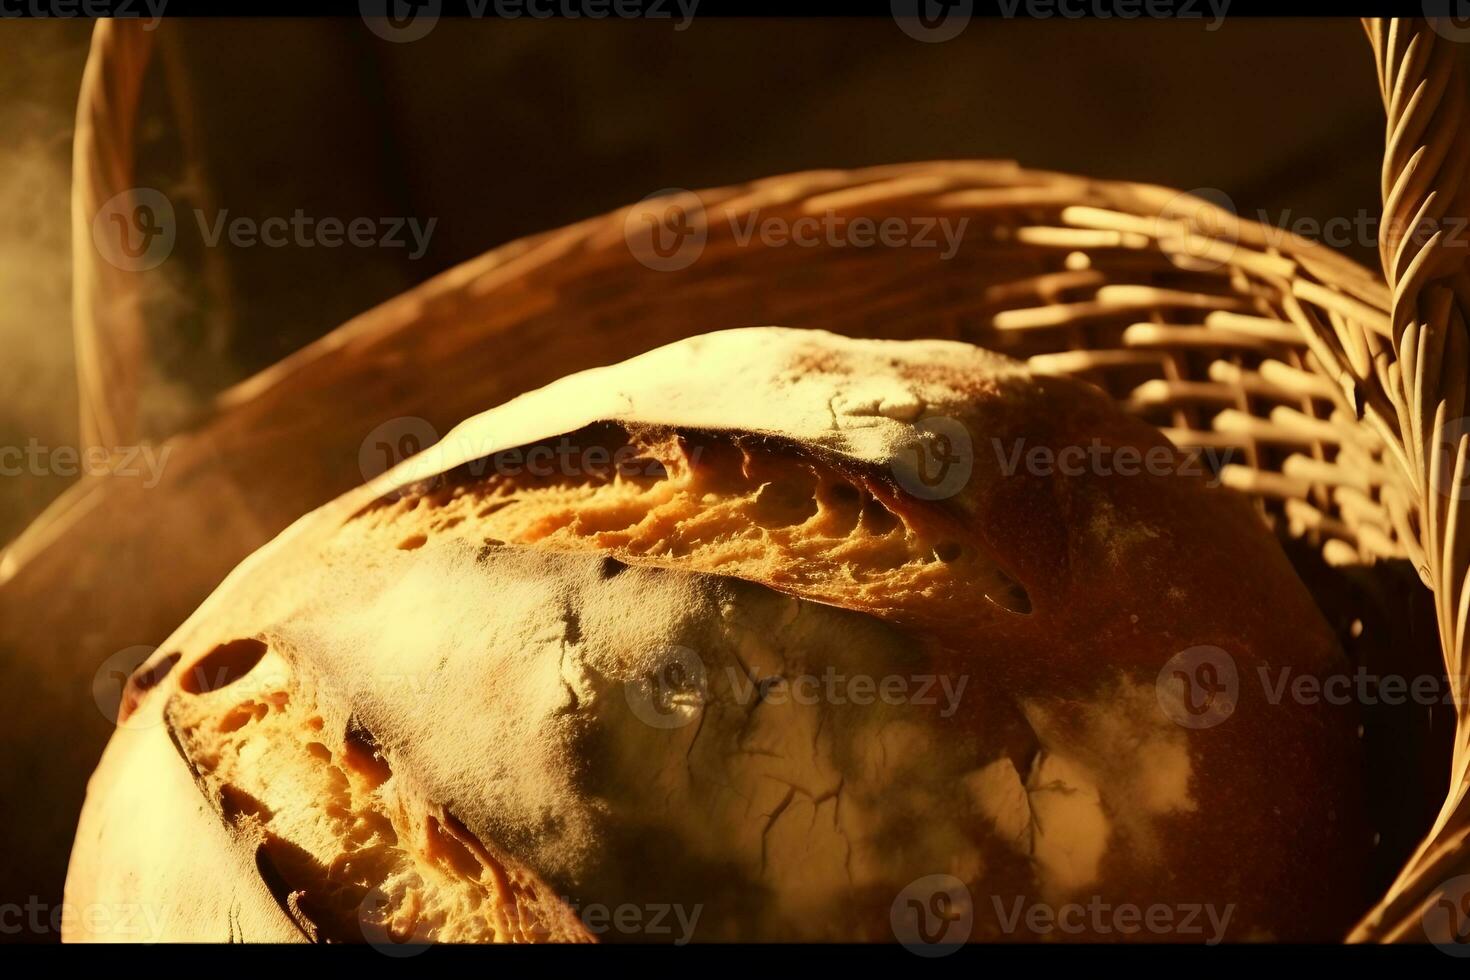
[{"x1": 65, "y1": 327, "x2": 1368, "y2": 943}]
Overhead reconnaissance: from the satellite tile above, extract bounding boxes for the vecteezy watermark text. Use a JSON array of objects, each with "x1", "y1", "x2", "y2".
[
  {"x1": 361, "y1": 0, "x2": 698, "y2": 44},
  {"x1": 991, "y1": 895, "x2": 1235, "y2": 943},
  {"x1": 1259, "y1": 666, "x2": 1470, "y2": 709},
  {"x1": 0, "y1": 440, "x2": 171, "y2": 488},
  {"x1": 1156, "y1": 642, "x2": 1470, "y2": 732},
  {"x1": 93, "y1": 642, "x2": 460, "y2": 731},
  {"x1": 727, "y1": 210, "x2": 969, "y2": 260},
  {"x1": 891, "y1": 877, "x2": 1235, "y2": 952},
  {"x1": 94, "y1": 188, "x2": 438, "y2": 272},
  {"x1": 1253, "y1": 207, "x2": 1470, "y2": 251},
  {"x1": 471, "y1": 0, "x2": 697, "y2": 23},
  {"x1": 624, "y1": 188, "x2": 971, "y2": 272},
  {"x1": 356, "y1": 420, "x2": 697, "y2": 492},
  {"x1": 0, "y1": 897, "x2": 168, "y2": 939},
  {"x1": 724, "y1": 667, "x2": 969, "y2": 717},
  {"x1": 0, "y1": 0, "x2": 166, "y2": 29},
  {"x1": 463, "y1": 438, "x2": 684, "y2": 481},
  {"x1": 569, "y1": 900, "x2": 702, "y2": 944},
  {"x1": 623, "y1": 645, "x2": 970, "y2": 730},
  {"x1": 892, "y1": 0, "x2": 1227, "y2": 43},
  {"x1": 1157, "y1": 188, "x2": 1470, "y2": 274},
  {"x1": 995, "y1": 0, "x2": 1228, "y2": 30},
  {"x1": 992, "y1": 436, "x2": 1234, "y2": 486},
  {"x1": 194, "y1": 210, "x2": 437, "y2": 260}
]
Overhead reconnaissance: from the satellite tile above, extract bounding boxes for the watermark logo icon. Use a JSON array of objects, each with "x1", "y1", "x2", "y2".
[
  {"x1": 1425, "y1": 1, "x2": 1470, "y2": 43},
  {"x1": 1156, "y1": 187, "x2": 1239, "y2": 273},
  {"x1": 361, "y1": 0, "x2": 441, "y2": 43},
  {"x1": 1430, "y1": 416, "x2": 1470, "y2": 501},
  {"x1": 1424, "y1": 874, "x2": 1470, "y2": 955},
  {"x1": 624, "y1": 645, "x2": 707, "y2": 729},
  {"x1": 92, "y1": 645, "x2": 165, "y2": 729},
  {"x1": 891, "y1": 874, "x2": 973, "y2": 955},
  {"x1": 891, "y1": 0, "x2": 972, "y2": 43},
  {"x1": 359, "y1": 884, "x2": 433, "y2": 955},
  {"x1": 1156, "y1": 645, "x2": 1238, "y2": 729},
  {"x1": 624, "y1": 188, "x2": 707, "y2": 271},
  {"x1": 93, "y1": 188, "x2": 175, "y2": 272},
  {"x1": 359, "y1": 417, "x2": 443, "y2": 498},
  {"x1": 891, "y1": 415, "x2": 974, "y2": 500}
]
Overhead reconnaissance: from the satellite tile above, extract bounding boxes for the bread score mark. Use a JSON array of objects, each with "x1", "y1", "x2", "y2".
[{"x1": 351, "y1": 422, "x2": 1034, "y2": 625}]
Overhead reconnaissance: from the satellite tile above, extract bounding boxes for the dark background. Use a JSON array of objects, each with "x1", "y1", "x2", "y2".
[{"x1": 0, "y1": 16, "x2": 1385, "y2": 548}]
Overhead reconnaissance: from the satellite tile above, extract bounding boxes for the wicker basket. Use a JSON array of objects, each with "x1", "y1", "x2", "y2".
[{"x1": 4, "y1": 15, "x2": 1466, "y2": 942}]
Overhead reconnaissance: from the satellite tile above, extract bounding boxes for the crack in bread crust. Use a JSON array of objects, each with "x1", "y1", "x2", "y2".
[{"x1": 351, "y1": 423, "x2": 1032, "y2": 622}]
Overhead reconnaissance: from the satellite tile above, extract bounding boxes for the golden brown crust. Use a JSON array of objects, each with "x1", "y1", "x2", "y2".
[{"x1": 66, "y1": 328, "x2": 1369, "y2": 942}]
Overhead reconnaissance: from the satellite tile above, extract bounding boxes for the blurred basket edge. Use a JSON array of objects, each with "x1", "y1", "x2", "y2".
[{"x1": 0, "y1": 16, "x2": 1465, "y2": 942}]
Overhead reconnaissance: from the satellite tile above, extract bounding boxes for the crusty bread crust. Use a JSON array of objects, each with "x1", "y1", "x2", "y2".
[{"x1": 66, "y1": 328, "x2": 1368, "y2": 942}]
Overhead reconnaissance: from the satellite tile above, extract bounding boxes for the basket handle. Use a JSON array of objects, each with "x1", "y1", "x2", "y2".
[
  {"x1": 71, "y1": 19, "x2": 155, "y2": 452},
  {"x1": 1351, "y1": 17, "x2": 1470, "y2": 942}
]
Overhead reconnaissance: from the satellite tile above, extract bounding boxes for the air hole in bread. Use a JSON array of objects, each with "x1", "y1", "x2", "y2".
[
  {"x1": 751, "y1": 477, "x2": 820, "y2": 529},
  {"x1": 859, "y1": 497, "x2": 900, "y2": 535},
  {"x1": 397, "y1": 533, "x2": 429, "y2": 551},
  {"x1": 819, "y1": 481, "x2": 863, "y2": 535},
  {"x1": 127, "y1": 650, "x2": 179, "y2": 693},
  {"x1": 991, "y1": 570, "x2": 1032, "y2": 615},
  {"x1": 217, "y1": 701, "x2": 268, "y2": 733},
  {"x1": 220, "y1": 783, "x2": 274, "y2": 822},
  {"x1": 343, "y1": 717, "x2": 393, "y2": 789},
  {"x1": 180, "y1": 638, "x2": 268, "y2": 695}
]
